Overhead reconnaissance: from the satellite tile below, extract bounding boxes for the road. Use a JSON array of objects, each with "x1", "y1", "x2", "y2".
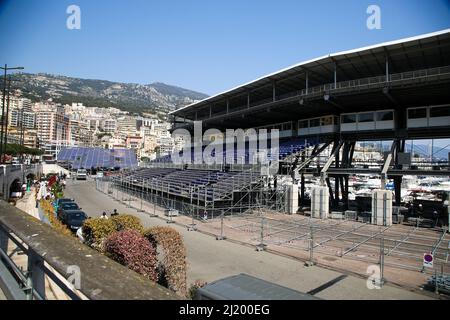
[{"x1": 64, "y1": 178, "x2": 434, "y2": 300}]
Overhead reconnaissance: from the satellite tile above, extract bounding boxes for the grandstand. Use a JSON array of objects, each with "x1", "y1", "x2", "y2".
[
  {"x1": 150, "y1": 137, "x2": 316, "y2": 164},
  {"x1": 57, "y1": 147, "x2": 138, "y2": 170},
  {"x1": 112, "y1": 29, "x2": 450, "y2": 223}
]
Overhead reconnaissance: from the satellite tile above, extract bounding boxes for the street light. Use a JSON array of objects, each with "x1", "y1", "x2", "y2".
[{"x1": 0, "y1": 64, "x2": 24, "y2": 164}]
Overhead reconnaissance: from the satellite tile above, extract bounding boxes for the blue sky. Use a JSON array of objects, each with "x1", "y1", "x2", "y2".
[{"x1": 0, "y1": 0, "x2": 449, "y2": 96}]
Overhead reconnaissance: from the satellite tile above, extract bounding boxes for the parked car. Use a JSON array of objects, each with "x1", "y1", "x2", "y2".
[
  {"x1": 56, "y1": 198, "x2": 75, "y2": 205},
  {"x1": 76, "y1": 169, "x2": 87, "y2": 180},
  {"x1": 55, "y1": 198, "x2": 75, "y2": 208},
  {"x1": 57, "y1": 202, "x2": 80, "y2": 219},
  {"x1": 59, "y1": 210, "x2": 88, "y2": 231},
  {"x1": 54, "y1": 198, "x2": 76, "y2": 213}
]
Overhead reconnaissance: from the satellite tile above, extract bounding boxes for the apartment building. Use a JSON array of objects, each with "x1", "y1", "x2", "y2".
[
  {"x1": 35, "y1": 103, "x2": 69, "y2": 144},
  {"x1": 101, "y1": 118, "x2": 117, "y2": 133},
  {"x1": 117, "y1": 116, "x2": 137, "y2": 135},
  {"x1": 69, "y1": 119, "x2": 92, "y2": 146}
]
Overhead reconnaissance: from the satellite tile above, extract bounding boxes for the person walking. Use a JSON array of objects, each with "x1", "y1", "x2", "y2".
[
  {"x1": 100, "y1": 212, "x2": 109, "y2": 219},
  {"x1": 432, "y1": 209, "x2": 440, "y2": 228},
  {"x1": 418, "y1": 204, "x2": 424, "y2": 220}
]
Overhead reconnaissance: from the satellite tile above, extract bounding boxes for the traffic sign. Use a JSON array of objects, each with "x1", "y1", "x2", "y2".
[{"x1": 423, "y1": 253, "x2": 434, "y2": 268}]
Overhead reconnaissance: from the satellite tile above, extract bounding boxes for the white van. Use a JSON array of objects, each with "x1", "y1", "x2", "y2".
[{"x1": 76, "y1": 169, "x2": 87, "y2": 180}]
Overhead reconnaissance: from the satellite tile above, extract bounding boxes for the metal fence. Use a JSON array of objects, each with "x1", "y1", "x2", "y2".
[{"x1": 97, "y1": 176, "x2": 450, "y2": 290}]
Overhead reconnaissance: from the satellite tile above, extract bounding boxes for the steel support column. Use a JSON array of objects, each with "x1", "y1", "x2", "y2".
[
  {"x1": 272, "y1": 81, "x2": 276, "y2": 102},
  {"x1": 334, "y1": 63, "x2": 337, "y2": 89},
  {"x1": 300, "y1": 154, "x2": 305, "y2": 205},
  {"x1": 393, "y1": 139, "x2": 405, "y2": 206},
  {"x1": 0, "y1": 226, "x2": 8, "y2": 259},
  {"x1": 305, "y1": 72, "x2": 309, "y2": 94},
  {"x1": 385, "y1": 57, "x2": 389, "y2": 82},
  {"x1": 27, "y1": 248, "x2": 45, "y2": 299},
  {"x1": 334, "y1": 138, "x2": 340, "y2": 208}
]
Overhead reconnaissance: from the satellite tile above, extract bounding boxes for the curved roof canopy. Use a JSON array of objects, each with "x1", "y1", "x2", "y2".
[{"x1": 171, "y1": 29, "x2": 450, "y2": 121}]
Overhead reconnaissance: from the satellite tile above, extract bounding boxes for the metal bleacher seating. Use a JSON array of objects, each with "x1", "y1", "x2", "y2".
[{"x1": 118, "y1": 137, "x2": 316, "y2": 202}]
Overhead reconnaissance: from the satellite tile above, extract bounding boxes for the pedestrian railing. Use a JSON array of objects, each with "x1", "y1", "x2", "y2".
[{"x1": 0, "y1": 200, "x2": 179, "y2": 300}]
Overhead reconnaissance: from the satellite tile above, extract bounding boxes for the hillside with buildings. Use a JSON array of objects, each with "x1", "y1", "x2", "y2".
[
  {"x1": 0, "y1": 94, "x2": 183, "y2": 163},
  {"x1": 12, "y1": 73, "x2": 208, "y2": 116}
]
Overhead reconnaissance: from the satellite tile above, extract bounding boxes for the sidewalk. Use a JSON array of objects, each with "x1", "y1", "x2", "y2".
[{"x1": 15, "y1": 189, "x2": 39, "y2": 220}]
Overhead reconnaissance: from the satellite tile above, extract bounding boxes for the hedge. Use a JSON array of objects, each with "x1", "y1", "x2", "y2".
[
  {"x1": 82, "y1": 218, "x2": 117, "y2": 251},
  {"x1": 40, "y1": 200, "x2": 73, "y2": 237},
  {"x1": 82, "y1": 215, "x2": 144, "y2": 251},
  {"x1": 111, "y1": 214, "x2": 144, "y2": 233},
  {"x1": 144, "y1": 227, "x2": 187, "y2": 295},
  {"x1": 105, "y1": 230, "x2": 158, "y2": 281}
]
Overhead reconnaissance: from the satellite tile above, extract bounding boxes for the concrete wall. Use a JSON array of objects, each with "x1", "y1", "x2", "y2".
[
  {"x1": 311, "y1": 186, "x2": 329, "y2": 219},
  {"x1": 285, "y1": 184, "x2": 299, "y2": 214},
  {"x1": 371, "y1": 190, "x2": 393, "y2": 226},
  {"x1": 0, "y1": 165, "x2": 42, "y2": 200}
]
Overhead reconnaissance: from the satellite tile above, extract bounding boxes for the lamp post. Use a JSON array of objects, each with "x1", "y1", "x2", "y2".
[{"x1": 0, "y1": 64, "x2": 24, "y2": 164}]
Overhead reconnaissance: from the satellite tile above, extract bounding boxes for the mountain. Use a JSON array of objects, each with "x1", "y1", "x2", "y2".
[
  {"x1": 405, "y1": 143, "x2": 450, "y2": 160},
  {"x1": 362, "y1": 142, "x2": 450, "y2": 160},
  {"x1": 12, "y1": 73, "x2": 208, "y2": 115}
]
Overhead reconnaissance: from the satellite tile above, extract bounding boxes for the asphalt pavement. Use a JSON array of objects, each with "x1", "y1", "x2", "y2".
[{"x1": 64, "y1": 178, "x2": 434, "y2": 300}]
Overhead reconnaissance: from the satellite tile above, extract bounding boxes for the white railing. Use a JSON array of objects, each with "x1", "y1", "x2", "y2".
[{"x1": 298, "y1": 65, "x2": 450, "y2": 97}]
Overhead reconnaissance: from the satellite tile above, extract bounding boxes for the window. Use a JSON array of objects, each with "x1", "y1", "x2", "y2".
[
  {"x1": 282, "y1": 122, "x2": 292, "y2": 131},
  {"x1": 408, "y1": 108, "x2": 427, "y2": 119},
  {"x1": 430, "y1": 105, "x2": 450, "y2": 118},
  {"x1": 358, "y1": 112, "x2": 374, "y2": 123},
  {"x1": 298, "y1": 120, "x2": 309, "y2": 129},
  {"x1": 321, "y1": 116, "x2": 333, "y2": 126},
  {"x1": 341, "y1": 114, "x2": 356, "y2": 124},
  {"x1": 376, "y1": 111, "x2": 394, "y2": 121},
  {"x1": 309, "y1": 118, "x2": 321, "y2": 127}
]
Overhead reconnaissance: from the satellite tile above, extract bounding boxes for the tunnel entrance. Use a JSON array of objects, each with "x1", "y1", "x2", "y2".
[{"x1": 9, "y1": 179, "x2": 23, "y2": 199}]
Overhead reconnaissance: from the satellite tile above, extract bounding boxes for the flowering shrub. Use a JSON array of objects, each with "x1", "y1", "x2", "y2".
[
  {"x1": 105, "y1": 230, "x2": 158, "y2": 281},
  {"x1": 82, "y1": 218, "x2": 117, "y2": 251},
  {"x1": 51, "y1": 183, "x2": 64, "y2": 199},
  {"x1": 40, "y1": 199, "x2": 73, "y2": 237},
  {"x1": 144, "y1": 226, "x2": 187, "y2": 295},
  {"x1": 111, "y1": 214, "x2": 144, "y2": 233}
]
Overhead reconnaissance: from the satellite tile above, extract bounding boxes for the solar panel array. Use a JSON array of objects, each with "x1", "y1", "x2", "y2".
[{"x1": 57, "y1": 147, "x2": 138, "y2": 169}]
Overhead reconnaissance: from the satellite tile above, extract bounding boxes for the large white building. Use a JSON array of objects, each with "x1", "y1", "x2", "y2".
[
  {"x1": 117, "y1": 116, "x2": 137, "y2": 135},
  {"x1": 34, "y1": 102, "x2": 69, "y2": 144},
  {"x1": 101, "y1": 118, "x2": 117, "y2": 133},
  {"x1": 0, "y1": 96, "x2": 36, "y2": 129}
]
